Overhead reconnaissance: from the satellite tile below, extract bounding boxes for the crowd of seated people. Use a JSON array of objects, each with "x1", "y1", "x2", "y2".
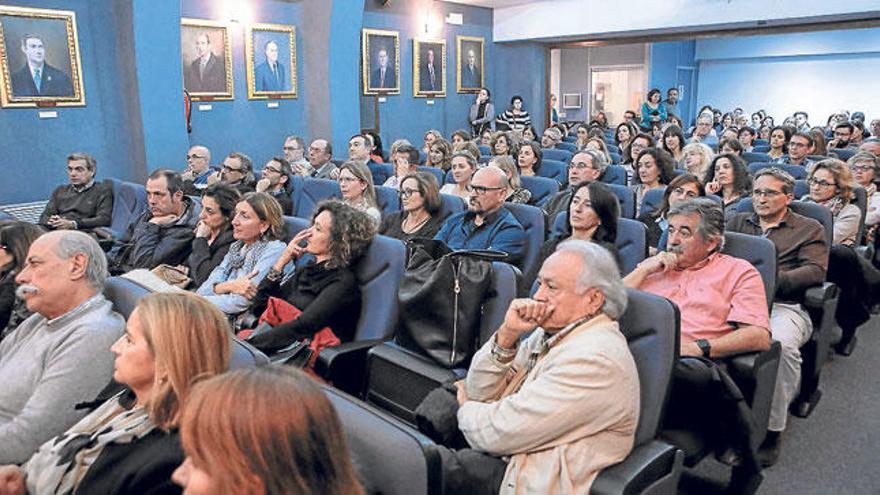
[{"x1": 2, "y1": 99, "x2": 880, "y2": 494}]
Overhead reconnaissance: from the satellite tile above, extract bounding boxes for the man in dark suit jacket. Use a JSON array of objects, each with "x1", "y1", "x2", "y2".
[
  {"x1": 185, "y1": 33, "x2": 226, "y2": 93},
  {"x1": 369, "y1": 48, "x2": 394, "y2": 89},
  {"x1": 254, "y1": 40, "x2": 288, "y2": 92},
  {"x1": 419, "y1": 48, "x2": 439, "y2": 92},
  {"x1": 10, "y1": 35, "x2": 73, "y2": 97},
  {"x1": 461, "y1": 48, "x2": 481, "y2": 89}
]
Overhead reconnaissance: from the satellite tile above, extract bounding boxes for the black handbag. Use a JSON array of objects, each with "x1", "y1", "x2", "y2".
[{"x1": 397, "y1": 239, "x2": 506, "y2": 368}]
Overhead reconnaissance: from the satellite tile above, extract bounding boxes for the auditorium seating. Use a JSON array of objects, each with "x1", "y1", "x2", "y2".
[
  {"x1": 537, "y1": 158, "x2": 568, "y2": 185},
  {"x1": 437, "y1": 193, "x2": 466, "y2": 221},
  {"x1": 640, "y1": 187, "x2": 667, "y2": 218},
  {"x1": 752, "y1": 145, "x2": 771, "y2": 153},
  {"x1": 556, "y1": 141, "x2": 577, "y2": 153},
  {"x1": 375, "y1": 186, "x2": 401, "y2": 216},
  {"x1": 742, "y1": 152, "x2": 771, "y2": 164},
  {"x1": 830, "y1": 148, "x2": 856, "y2": 161},
  {"x1": 551, "y1": 214, "x2": 648, "y2": 275},
  {"x1": 541, "y1": 148, "x2": 572, "y2": 162},
  {"x1": 417, "y1": 166, "x2": 445, "y2": 186},
  {"x1": 748, "y1": 162, "x2": 808, "y2": 180},
  {"x1": 600, "y1": 164, "x2": 628, "y2": 186},
  {"x1": 106, "y1": 178, "x2": 147, "y2": 239},
  {"x1": 294, "y1": 178, "x2": 341, "y2": 218},
  {"x1": 607, "y1": 183, "x2": 636, "y2": 218},
  {"x1": 477, "y1": 145, "x2": 490, "y2": 156},
  {"x1": 520, "y1": 175, "x2": 559, "y2": 207},
  {"x1": 503, "y1": 202, "x2": 545, "y2": 292}
]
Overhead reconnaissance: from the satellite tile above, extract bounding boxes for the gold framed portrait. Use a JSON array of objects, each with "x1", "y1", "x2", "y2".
[
  {"x1": 413, "y1": 38, "x2": 445, "y2": 98},
  {"x1": 0, "y1": 5, "x2": 86, "y2": 108},
  {"x1": 181, "y1": 18, "x2": 233, "y2": 101},
  {"x1": 456, "y1": 35, "x2": 484, "y2": 94},
  {"x1": 246, "y1": 22, "x2": 297, "y2": 100},
  {"x1": 361, "y1": 28, "x2": 399, "y2": 95}
]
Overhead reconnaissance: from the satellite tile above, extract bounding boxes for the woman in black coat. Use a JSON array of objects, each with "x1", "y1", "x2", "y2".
[
  {"x1": 186, "y1": 184, "x2": 240, "y2": 287},
  {"x1": 0, "y1": 222, "x2": 43, "y2": 336}
]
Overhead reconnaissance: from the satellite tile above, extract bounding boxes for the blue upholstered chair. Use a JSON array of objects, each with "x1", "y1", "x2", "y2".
[
  {"x1": 106, "y1": 178, "x2": 148, "y2": 239},
  {"x1": 520, "y1": 175, "x2": 560, "y2": 207},
  {"x1": 541, "y1": 148, "x2": 572, "y2": 163},
  {"x1": 295, "y1": 178, "x2": 341, "y2": 218},
  {"x1": 600, "y1": 165, "x2": 627, "y2": 186}
]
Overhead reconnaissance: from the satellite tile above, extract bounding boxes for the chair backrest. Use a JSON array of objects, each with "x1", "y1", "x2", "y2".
[
  {"x1": 550, "y1": 215, "x2": 647, "y2": 275},
  {"x1": 600, "y1": 165, "x2": 627, "y2": 186},
  {"x1": 742, "y1": 152, "x2": 771, "y2": 164},
  {"x1": 752, "y1": 145, "x2": 771, "y2": 153},
  {"x1": 749, "y1": 162, "x2": 807, "y2": 180},
  {"x1": 609, "y1": 152, "x2": 621, "y2": 164},
  {"x1": 830, "y1": 148, "x2": 856, "y2": 161},
  {"x1": 477, "y1": 144, "x2": 490, "y2": 156},
  {"x1": 437, "y1": 193, "x2": 466, "y2": 222},
  {"x1": 102, "y1": 276, "x2": 268, "y2": 368},
  {"x1": 283, "y1": 216, "x2": 406, "y2": 341},
  {"x1": 418, "y1": 150, "x2": 428, "y2": 165},
  {"x1": 541, "y1": 148, "x2": 572, "y2": 163},
  {"x1": 607, "y1": 183, "x2": 636, "y2": 219},
  {"x1": 794, "y1": 179, "x2": 809, "y2": 199},
  {"x1": 521, "y1": 175, "x2": 560, "y2": 207},
  {"x1": 807, "y1": 155, "x2": 828, "y2": 162},
  {"x1": 295, "y1": 178, "x2": 341, "y2": 218},
  {"x1": 853, "y1": 186, "x2": 868, "y2": 242},
  {"x1": 538, "y1": 159, "x2": 568, "y2": 185},
  {"x1": 556, "y1": 141, "x2": 577, "y2": 153},
  {"x1": 324, "y1": 387, "x2": 441, "y2": 495},
  {"x1": 372, "y1": 163, "x2": 394, "y2": 185},
  {"x1": 479, "y1": 262, "x2": 520, "y2": 344},
  {"x1": 106, "y1": 178, "x2": 147, "y2": 237},
  {"x1": 563, "y1": 134, "x2": 577, "y2": 143},
  {"x1": 375, "y1": 186, "x2": 401, "y2": 216},
  {"x1": 503, "y1": 203, "x2": 545, "y2": 286},
  {"x1": 753, "y1": 139, "x2": 769, "y2": 146},
  {"x1": 721, "y1": 232, "x2": 777, "y2": 309},
  {"x1": 639, "y1": 187, "x2": 667, "y2": 219},
  {"x1": 618, "y1": 288, "x2": 679, "y2": 445},
  {"x1": 736, "y1": 199, "x2": 833, "y2": 245},
  {"x1": 416, "y1": 166, "x2": 445, "y2": 187}
]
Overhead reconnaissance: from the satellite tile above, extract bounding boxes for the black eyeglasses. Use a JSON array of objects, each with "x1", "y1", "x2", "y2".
[
  {"x1": 186, "y1": 154, "x2": 205, "y2": 160},
  {"x1": 466, "y1": 184, "x2": 505, "y2": 195},
  {"x1": 400, "y1": 188, "x2": 420, "y2": 199}
]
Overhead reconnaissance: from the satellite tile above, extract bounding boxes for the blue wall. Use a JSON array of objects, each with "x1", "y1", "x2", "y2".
[{"x1": 649, "y1": 40, "x2": 696, "y2": 124}]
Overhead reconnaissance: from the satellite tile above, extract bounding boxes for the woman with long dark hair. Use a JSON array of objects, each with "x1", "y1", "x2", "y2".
[
  {"x1": 468, "y1": 88, "x2": 495, "y2": 136},
  {"x1": 0, "y1": 222, "x2": 43, "y2": 335}
]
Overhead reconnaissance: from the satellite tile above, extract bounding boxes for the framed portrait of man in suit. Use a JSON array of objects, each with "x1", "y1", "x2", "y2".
[
  {"x1": 181, "y1": 18, "x2": 233, "y2": 101},
  {"x1": 413, "y1": 38, "x2": 445, "y2": 98},
  {"x1": 246, "y1": 23, "x2": 297, "y2": 100},
  {"x1": 361, "y1": 28, "x2": 399, "y2": 95},
  {"x1": 457, "y1": 36, "x2": 484, "y2": 94},
  {"x1": 0, "y1": 5, "x2": 85, "y2": 108}
]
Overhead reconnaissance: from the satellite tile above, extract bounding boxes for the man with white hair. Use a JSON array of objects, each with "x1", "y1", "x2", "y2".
[
  {"x1": 540, "y1": 127, "x2": 563, "y2": 149},
  {"x1": 0, "y1": 231, "x2": 125, "y2": 463},
  {"x1": 689, "y1": 113, "x2": 719, "y2": 146},
  {"x1": 445, "y1": 241, "x2": 639, "y2": 493},
  {"x1": 434, "y1": 166, "x2": 526, "y2": 265}
]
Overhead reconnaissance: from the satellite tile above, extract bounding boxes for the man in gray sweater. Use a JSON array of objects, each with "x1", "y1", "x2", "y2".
[{"x1": 0, "y1": 230, "x2": 124, "y2": 463}]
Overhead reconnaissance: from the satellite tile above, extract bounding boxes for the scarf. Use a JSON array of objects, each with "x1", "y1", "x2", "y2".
[
  {"x1": 815, "y1": 195, "x2": 847, "y2": 217},
  {"x1": 223, "y1": 240, "x2": 273, "y2": 279},
  {"x1": 25, "y1": 391, "x2": 156, "y2": 495},
  {"x1": 477, "y1": 101, "x2": 488, "y2": 120}
]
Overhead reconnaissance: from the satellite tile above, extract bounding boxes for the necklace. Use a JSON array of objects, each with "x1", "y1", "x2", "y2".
[{"x1": 402, "y1": 211, "x2": 430, "y2": 233}]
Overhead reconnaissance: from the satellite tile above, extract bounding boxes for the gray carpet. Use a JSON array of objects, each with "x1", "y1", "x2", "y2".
[{"x1": 682, "y1": 316, "x2": 880, "y2": 494}]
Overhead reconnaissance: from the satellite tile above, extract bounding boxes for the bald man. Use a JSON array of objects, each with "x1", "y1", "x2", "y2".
[
  {"x1": 181, "y1": 145, "x2": 217, "y2": 195},
  {"x1": 434, "y1": 167, "x2": 526, "y2": 265}
]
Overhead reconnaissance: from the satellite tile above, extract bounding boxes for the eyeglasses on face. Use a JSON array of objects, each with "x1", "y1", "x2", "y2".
[
  {"x1": 263, "y1": 167, "x2": 283, "y2": 174},
  {"x1": 808, "y1": 178, "x2": 836, "y2": 188},
  {"x1": 672, "y1": 187, "x2": 698, "y2": 199},
  {"x1": 753, "y1": 188, "x2": 785, "y2": 198},
  {"x1": 187, "y1": 154, "x2": 205, "y2": 160},
  {"x1": 222, "y1": 166, "x2": 243, "y2": 173},
  {"x1": 850, "y1": 165, "x2": 873, "y2": 173},
  {"x1": 283, "y1": 146, "x2": 300, "y2": 152},
  {"x1": 400, "y1": 188, "x2": 421, "y2": 199},
  {"x1": 466, "y1": 184, "x2": 505, "y2": 195},
  {"x1": 570, "y1": 161, "x2": 598, "y2": 170}
]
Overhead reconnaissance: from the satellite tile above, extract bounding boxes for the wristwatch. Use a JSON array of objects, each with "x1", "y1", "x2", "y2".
[{"x1": 695, "y1": 339, "x2": 711, "y2": 358}]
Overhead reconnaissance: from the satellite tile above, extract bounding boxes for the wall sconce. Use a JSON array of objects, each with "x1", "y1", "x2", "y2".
[
  {"x1": 422, "y1": 5, "x2": 441, "y2": 37},
  {"x1": 224, "y1": 0, "x2": 252, "y2": 25}
]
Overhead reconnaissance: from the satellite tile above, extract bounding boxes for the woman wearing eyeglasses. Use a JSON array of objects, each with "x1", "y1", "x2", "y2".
[
  {"x1": 380, "y1": 172, "x2": 445, "y2": 241},
  {"x1": 337, "y1": 161, "x2": 381, "y2": 226},
  {"x1": 0, "y1": 222, "x2": 44, "y2": 337},
  {"x1": 638, "y1": 173, "x2": 705, "y2": 252},
  {"x1": 803, "y1": 159, "x2": 860, "y2": 246},
  {"x1": 848, "y1": 152, "x2": 880, "y2": 241}
]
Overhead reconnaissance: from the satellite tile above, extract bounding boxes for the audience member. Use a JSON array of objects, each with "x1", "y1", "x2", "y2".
[
  {"x1": 828, "y1": 122, "x2": 858, "y2": 150},
  {"x1": 738, "y1": 126, "x2": 757, "y2": 153},
  {"x1": 793, "y1": 111, "x2": 810, "y2": 132},
  {"x1": 759, "y1": 124, "x2": 772, "y2": 141},
  {"x1": 210, "y1": 152, "x2": 256, "y2": 194},
  {"x1": 181, "y1": 145, "x2": 215, "y2": 195},
  {"x1": 491, "y1": 156, "x2": 531, "y2": 204},
  {"x1": 39, "y1": 152, "x2": 113, "y2": 234},
  {"x1": 468, "y1": 88, "x2": 495, "y2": 136},
  {"x1": 663, "y1": 87, "x2": 680, "y2": 118},
  {"x1": 0, "y1": 223, "x2": 43, "y2": 335},
  {"x1": 662, "y1": 124, "x2": 686, "y2": 165},
  {"x1": 622, "y1": 133, "x2": 655, "y2": 184},
  {"x1": 186, "y1": 183, "x2": 240, "y2": 288},
  {"x1": 540, "y1": 127, "x2": 563, "y2": 149},
  {"x1": 426, "y1": 138, "x2": 453, "y2": 172},
  {"x1": 543, "y1": 149, "x2": 607, "y2": 218},
  {"x1": 108, "y1": 169, "x2": 199, "y2": 274},
  {"x1": 309, "y1": 139, "x2": 337, "y2": 180},
  {"x1": 496, "y1": 95, "x2": 531, "y2": 133},
  {"x1": 848, "y1": 152, "x2": 880, "y2": 239},
  {"x1": 681, "y1": 142, "x2": 715, "y2": 181},
  {"x1": 423, "y1": 129, "x2": 443, "y2": 154},
  {"x1": 441, "y1": 151, "x2": 477, "y2": 200},
  {"x1": 196, "y1": 193, "x2": 286, "y2": 318},
  {"x1": 809, "y1": 127, "x2": 828, "y2": 156},
  {"x1": 0, "y1": 292, "x2": 230, "y2": 494},
  {"x1": 719, "y1": 137, "x2": 744, "y2": 156},
  {"x1": 337, "y1": 160, "x2": 381, "y2": 225},
  {"x1": 540, "y1": 181, "x2": 621, "y2": 271},
  {"x1": 704, "y1": 153, "x2": 752, "y2": 221},
  {"x1": 444, "y1": 241, "x2": 638, "y2": 494},
  {"x1": 585, "y1": 136, "x2": 613, "y2": 164},
  {"x1": 173, "y1": 367, "x2": 363, "y2": 495},
  {"x1": 450, "y1": 129, "x2": 472, "y2": 147},
  {"x1": 348, "y1": 134, "x2": 388, "y2": 186},
  {"x1": 630, "y1": 148, "x2": 675, "y2": 216},
  {"x1": 245, "y1": 200, "x2": 374, "y2": 354},
  {"x1": 640, "y1": 88, "x2": 667, "y2": 131},
  {"x1": 282, "y1": 135, "x2": 312, "y2": 177},
  {"x1": 623, "y1": 109, "x2": 637, "y2": 124},
  {"x1": 517, "y1": 140, "x2": 542, "y2": 178},
  {"x1": 574, "y1": 123, "x2": 590, "y2": 151},
  {"x1": 0, "y1": 231, "x2": 125, "y2": 463},
  {"x1": 771, "y1": 132, "x2": 815, "y2": 168},
  {"x1": 479, "y1": 128, "x2": 493, "y2": 147},
  {"x1": 381, "y1": 172, "x2": 445, "y2": 241},
  {"x1": 364, "y1": 130, "x2": 385, "y2": 163},
  {"x1": 522, "y1": 125, "x2": 537, "y2": 143},
  {"x1": 727, "y1": 168, "x2": 828, "y2": 466},
  {"x1": 490, "y1": 130, "x2": 515, "y2": 157},
  {"x1": 638, "y1": 172, "x2": 705, "y2": 251},
  {"x1": 384, "y1": 144, "x2": 420, "y2": 189},
  {"x1": 255, "y1": 157, "x2": 294, "y2": 215},
  {"x1": 688, "y1": 113, "x2": 719, "y2": 146},
  {"x1": 803, "y1": 159, "x2": 860, "y2": 246},
  {"x1": 434, "y1": 166, "x2": 526, "y2": 265},
  {"x1": 614, "y1": 122, "x2": 636, "y2": 153}
]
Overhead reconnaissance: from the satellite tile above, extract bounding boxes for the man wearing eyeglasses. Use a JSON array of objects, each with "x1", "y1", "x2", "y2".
[
  {"x1": 828, "y1": 122, "x2": 859, "y2": 150},
  {"x1": 38, "y1": 152, "x2": 113, "y2": 234},
  {"x1": 308, "y1": 139, "x2": 337, "y2": 180},
  {"x1": 181, "y1": 145, "x2": 217, "y2": 195},
  {"x1": 770, "y1": 132, "x2": 815, "y2": 169},
  {"x1": 542, "y1": 150, "x2": 608, "y2": 219},
  {"x1": 688, "y1": 113, "x2": 718, "y2": 147},
  {"x1": 208, "y1": 152, "x2": 256, "y2": 195},
  {"x1": 726, "y1": 167, "x2": 828, "y2": 467},
  {"x1": 434, "y1": 166, "x2": 526, "y2": 266},
  {"x1": 283, "y1": 136, "x2": 313, "y2": 177},
  {"x1": 255, "y1": 157, "x2": 295, "y2": 215}
]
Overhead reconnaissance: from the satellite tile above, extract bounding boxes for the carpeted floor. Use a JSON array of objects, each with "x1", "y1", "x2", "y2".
[{"x1": 681, "y1": 316, "x2": 880, "y2": 494}]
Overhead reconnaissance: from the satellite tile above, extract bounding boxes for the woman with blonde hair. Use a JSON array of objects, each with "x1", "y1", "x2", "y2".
[
  {"x1": 337, "y1": 160, "x2": 381, "y2": 225},
  {"x1": 490, "y1": 155, "x2": 531, "y2": 204},
  {"x1": 425, "y1": 138, "x2": 453, "y2": 172},
  {"x1": 0, "y1": 292, "x2": 231, "y2": 494},
  {"x1": 585, "y1": 136, "x2": 613, "y2": 164},
  {"x1": 804, "y1": 159, "x2": 860, "y2": 246},
  {"x1": 173, "y1": 366, "x2": 363, "y2": 495},
  {"x1": 423, "y1": 129, "x2": 443, "y2": 154},
  {"x1": 681, "y1": 142, "x2": 715, "y2": 181}
]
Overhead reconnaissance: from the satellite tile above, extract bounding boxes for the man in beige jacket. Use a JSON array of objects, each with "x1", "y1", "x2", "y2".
[{"x1": 452, "y1": 240, "x2": 640, "y2": 494}]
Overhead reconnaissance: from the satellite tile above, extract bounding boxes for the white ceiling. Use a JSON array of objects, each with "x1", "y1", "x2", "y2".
[{"x1": 443, "y1": 0, "x2": 543, "y2": 8}]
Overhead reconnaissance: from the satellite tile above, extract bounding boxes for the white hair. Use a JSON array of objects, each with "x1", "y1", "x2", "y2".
[
  {"x1": 555, "y1": 240, "x2": 628, "y2": 319},
  {"x1": 50, "y1": 230, "x2": 108, "y2": 290}
]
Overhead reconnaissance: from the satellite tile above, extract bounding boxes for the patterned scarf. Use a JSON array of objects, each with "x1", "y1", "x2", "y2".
[
  {"x1": 25, "y1": 391, "x2": 156, "y2": 495},
  {"x1": 223, "y1": 240, "x2": 273, "y2": 279}
]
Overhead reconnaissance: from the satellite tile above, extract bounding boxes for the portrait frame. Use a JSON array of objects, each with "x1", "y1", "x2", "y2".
[
  {"x1": 245, "y1": 22, "x2": 297, "y2": 100},
  {"x1": 0, "y1": 5, "x2": 85, "y2": 108},
  {"x1": 456, "y1": 35, "x2": 484, "y2": 94},
  {"x1": 180, "y1": 17, "x2": 233, "y2": 101},
  {"x1": 361, "y1": 28, "x2": 399, "y2": 95},
  {"x1": 413, "y1": 38, "x2": 445, "y2": 98}
]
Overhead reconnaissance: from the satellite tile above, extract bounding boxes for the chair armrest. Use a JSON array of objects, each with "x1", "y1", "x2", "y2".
[
  {"x1": 727, "y1": 342, "x2": 781, "y2": 381},
  {"x1": 314, "y1": 338, "x2": 388, "y2": 396},
  {"x1": 803, "y1": 282, "x2": 839, "y2": 309},
  {"x1": 590, "y1": 440, "x2": 683, "y2": 495}
]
